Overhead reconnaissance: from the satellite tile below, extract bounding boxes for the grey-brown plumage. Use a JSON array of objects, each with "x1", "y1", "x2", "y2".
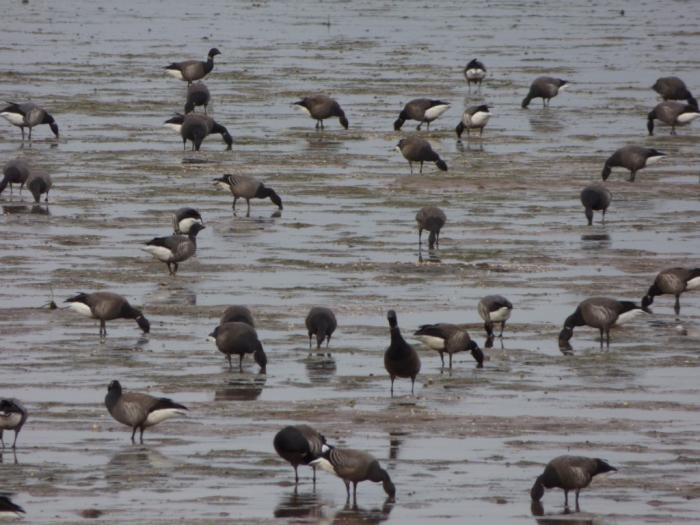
[
  {"x1": 0, "y1": 101, "x2": 59, "y2": 141},
  {"x1": 273, "y1": 424, "x2": 326, "y2": 483},
  {"x1": 478, "y1": 295, "x2": 513, "y2": 338},
  {"x1": 580, "y1": 184, "x2": 611, "y2": 226},
  {"x1": 415, "y1": 206, "x2": 446, "y2": 249},
  {"x1": 143, "y1": 222, "x2": 205, "y2": 275},
  {"x1": 455, "y1": 104, "x2": 491, "y2": 139},
  {"x1": 213, "y1": 174, "x2": 283, "y2": 217},
  {"x1": 0, "y1": 399, "x2": 28, "y2": 449},
  {"x1": 172, "y1": 207, "x2": 203, "y2": 234},
  {"x1": 414, "y1": 323, "x2": 483, "y2": 369},
  {"x1": 65, "y1": 291, "x2": 150, "y2": 337},
  {"x1": 305, "y1": 307, "x2": 337, "y2": 352},
  {"x1": 393, "y1": 98, "x2": 450, "y2": 131},
  {"x1": 164, "y1": 48, "x2": 220, "y2": 85},
  {"x1": 185, "y1": 82, "x2": 211, "y2": 113},
  {"x1": 396, "y1": 137, "x2": 447, "y2": 174},
  {"x1": 384, "y1": 310, "x2": 421, "y2": 396},
  {"x1": 521, "y1": 77, "x2": 568, "y2": 108},
  {"x1": 220, "y1": 305, "x2": 255, "y2": 327},
  {"x1": 0, "y1": 159, "x2": 30, "y2": 196},
  {"x1": 293, "y1": 94, "x2": 348, "y2": 129},
  {"x1": 601, "y1": 145, "x2": 666, "y2": 182},
  {"x1": 647, "y1": 101, "x2": 700, "y2": 135},
  {"x1": 209, "y1": 321, "x2": 267, "y2": 373},
  {"x1": 164, "y1": 113, "x2": 233, "y2": 152},
  {"x1": 25, "y1": 168, "x2": 52, "y2": 203},
  {"x1": 642, "y1": 267, "x2": 700, "y2": 316},
  {"x1": 651, "y1": 76, "x2": 697, "y2": 107},
  {"x1": 530, "y1": 456, "x2": 616, "y2": 509},
  {"x1": 104, "y1": 380, "x2": 188, "y2": 443}
]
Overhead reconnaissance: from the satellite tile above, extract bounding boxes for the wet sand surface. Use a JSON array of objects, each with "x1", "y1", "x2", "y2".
[{"x1": 1, "y1": 0, "x2": 700, "y2": 523}]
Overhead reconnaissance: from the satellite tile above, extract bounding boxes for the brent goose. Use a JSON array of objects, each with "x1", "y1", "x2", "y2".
[
  {"x1": 65, "y1": 292, "x2": 150, "y2": 337},
  {"x1": 647, "y1": 101, "x2": 700, "y2": 135},
  {"x1": 273, "y1": 425, "x2": 327, "y2": 483},
  {"x1": 209, "y1": 321, "x2": 267, "y2": 373},
  {"x1": 642, "y1": 267, "x2": 700, "y2": 315},
  {"x1": 414, "y1": 323, "x2": 483, "y2": 369},
  {"x1": 293, "y1": 95, "x2": 348, "y2": 129},
  {"x1": 0, "y1": 101, "x2": 59, "y2": 141},
  {"x1": 26, "y1": 169, "x2": 51, "y2": 203},
  {"x1": 384, "y1": 310, "x2": 421, "y2": 396},
  {"x1": 521, "y1": 77, "x2": 568, "y2": 108},
  {"x1": 393, "y1": 98, "x2": 450, "y2": 131},
  {"x1": 455, "y1": 104, "x2": 491, "y2": 139},
  {"x1": 172, "y1": 207, "x2": 204, "y2": 234},
  {"x1": 478, "y1": 295, "x2": 513, "y2": 338},
  {"x1": 105, "y1": 380, "x2": 187, "y2": 443},
  {"x1": 580, "y1": 184, "x2": 612, "y2": 225},
  {"x1": 164, "y1": 113, "x2": 232, "y2": 151},
  {"x1": 601, "y1": 145, "x2": 666, "y2": 182},
  {"x1": 164, "y1": 48, "x2": 220, "y2": 85},
  {"x1": 305, "y1": 307, "x2": 337, "y2": 352},
  {"x1": 652, "y1": 76, "x2": 697, "y2": 107},
  {"x1": 213, "y1": 174, "x2": 282, "y2": 217},
  {"x1": 0, "y1": 495, "x2": 25, "y2": 519},
  {"x1": 463, "y1": 59, "x2": 486, "y2": 92},
  {"x1": 0, "y1": 399, "x2": 27, "y2": 449},
  {"x1": 396, "y1": 137, "x2": 447, "y2": 174},
  {"x1": 143, "y1": 222, "x2": 205, "y2": 275},
  {"x1": 220, "y1": 305, "x2": 255, "y2": 327},
  {"x1": 185, "y1": 82, "x2": 210, "y2": 114},
  {"x1": 531, "y1": 456, "x2": 616, "y2": 510},
  {"x1": 415, "y1": 206, "x2": 446, "y2": 249},
  {"x1": 0, "y1": 159, "x2": 30, "y2": 196}
]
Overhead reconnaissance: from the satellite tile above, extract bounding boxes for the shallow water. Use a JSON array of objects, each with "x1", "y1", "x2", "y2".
[{"x1": 1, "y1": 0, "x2": 700, "y2": 523}]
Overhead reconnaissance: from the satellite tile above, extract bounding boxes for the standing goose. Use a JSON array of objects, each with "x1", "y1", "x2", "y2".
[
  {"x1": 463, "y1": 59, "x2": 487, "y2": 92},
  {"x1": 652, "y1": 76, "x2": 697, "y2": 107},
  {"x1": 293, "y1": 95, "x2": 348, "y2": 129},
  {"x1": 396, "y1": 137, "x2": 448, "y2": 174},
  {"x1": 0, "y1": 101, "x2": 59, "y2": 141},
  {"x1": 0, "y1": 496, "x2": 25, "y2": 519},
  {"x1": 164, "y1": 113, "x2": 232, "y2": 151},
  {"x1": 393, "y1": 98, "x2": 450, "y2": 131},
  {"x1": 172, "y1": 207, "x2": 204, "y2": 234},
  {"x1": 531, "y1": 456, "x2": 617, "y2": 510},
  {"x1": 26, "y1": 169, "x2": 52, "y2": 203},
  {"x1": 601, "y1": 145, "x2": 666, "y2": 182},
  {"x1": 455, "y1": 104, "x2": 491, "y2": 139},
  {"x1": 305, "y1": 307, "x2": 337, "y2": 352},
  {"x1": 273, "y1": 424, "x2": 327, "y2": 483},
  {"x1": 478, "y1": 295, "x2": 513, "y2": 338},
  {"x1": 209, "y1": 321, "x2": 267, "y2": 373},
  {"x1": 580, "y1": 184, "x2": 612, "y2": 226},
  {"x1": 647, "y1": 101, "x2": 700, "y2": 136},
  {"x1": 0, "y1": 399, "x2": 27, "y2": 449},
  {"x1": 143, "y1": 222, "x2": 204, "y2": 276},
  {"x1": 415, "y1": 206, "x2": 446, "y2": 249},
  {"x1": 521, "y1": 77, "x2": 568, "y2": 109},
  {"x1": 220, "y1": 305, "x2": 255, "y2": 327},
  {"x1": 311, "y1": 446, "x2": 396, "y2": 502},
  {"x1": 65, "y1": 292, "x2": 150, "y2": 337},
  {"x1": 414, "y1": 323, "x2": 483, "y2": 369},
  {"x1": 104, "y1": 380, "x2": 188, "y2": 444},
  {"x1": 0, "y1": 159, "x2": 30, "y2": 196},
  {"x1": 642, "y1": 267, "x2": 700, "y2": 316},
  {"x1": 184, "y1": 82, "x2": 210, "y2": 114},
  {"x1": 213, "y1": 174, "x2": 283, "y2": 217},
  {"x1": 558, "y1": 297, "x2": 647, "y2": 350},
  {"x1": 164, "y1": 48, "x2": 221, "y2": 85},
  {"x1": 384, "y1": 310, "x2": 421, "y2": 396}
]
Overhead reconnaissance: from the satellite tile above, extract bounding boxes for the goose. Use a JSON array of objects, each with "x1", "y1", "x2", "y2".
[
  {"x1": 311, "y1": 445, "x2": 396, "y2": 502},
  {"x1": 305, "y1": 307, "x2": 337, "y2": 352},
  {"x1": 478, "y1": 295, "x2": 513, "y2": 338},
  {"x1": 172, "y1": 207, "x2": 203, "y2": 234},
  {"x1": 220, "y1": 305, "x2": 255, "y2": 327},
  {"x1": 647, "y1": 101, "x2": 700, "y2": 136},
  {"x1": 208, "y1": 321, "x2": 267, "y2": 373},
  {"x1": 293, "y1": 95, "x2": 348, "y2": 129},
  {"x1": 393, "y1": 98, "x2": 450, "y2": 131},
  {"x1": 0, "y1": 101, "x2": 59, "y2": 141},
  {"x1": 414, "y1": 323, "x2": 483, "y2": 369},
  {"x1": 143, "y1": 222, "x2": 204, "y2": 275},
  {"x1": 396, "y1": 137, "x2": 447, "y2": 174},
  {"x1": 273, "y1": 425, "x2": 327, "y2": 483},
  {"x1": 463, "y1": 59, "x2": 486, "y2": 91},
  {"x1": 164, "y1": 48, "x2": 220, "y2": 85},
  {"x1": 651, "y1": 76, "x2": 697, "y2": 107},
  {"x1": 384, "y1": 310, "x2": 421, "y2": 396},
  {"x1": 104, "y1": 380, "x2": 187, "y2": 443},
  {"x1": 26, "y1": 169, "x2": 51, "y2": 203},
  {"x1": 0, "y1": 495, "x2": 25, "y2": 519},
  {"x1": 0, "y1": 159, "x2": 30, "y2": 196},
  {"x1": 601, "y1": 145, "x2": 666, "y2": 182},
  {"x1": 0, "y1": 399, "x2": 27, "y2": 449},
  {"x1": 531, "y1": 456, "x2": 616, "y2": 510},
  {"x1": 415, "y1": 206, "x2": 446, "y2": 249},
  {"x1": 65, "y1": 292, "x2": 150, "y2": 337},
  {"x1": 642, "y1": 267, "x2": 700, "y2": 316},
  {"x1": 580, "y1": 184, "x2": 611, "y2": 226},
  {"x1": 455, "y1": 104, "x2": 491, "y2": 139},
  {"x1": 521, "y1": 77, "x2": 568, "y2": 109},
  {"x1": 164, "y1": 113, "x2": 232, "y2": 151},
  {"x1": 184, "y1": 82, "x2": 210, "y2": 114},
  {"x1": 213, "y1": 174, "x2": 282, "y2": 216},
  {"x1": 558, "y1": 297, "x2": 647, "y2": 349}
]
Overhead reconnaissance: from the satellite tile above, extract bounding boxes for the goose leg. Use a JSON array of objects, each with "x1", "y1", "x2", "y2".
[
  {"x1": 232, "y1": 197, "x2": 238, "y2": 212},
  {"x1": 139, "y1": 426, "x2": 145, "y2": 444},
  {"x1": 239, "y1": 354, "x2": 244, "y2": 372},
  {"x1": 564, "y1": 489, "x2": 569, "y2": 508},
  {"x1": 0, "y1": 430, "x2": 3, "y2": 448},
  {"x1": 131, "y1": 426, "x2": 137, "y2": 443},
  {"x1": 100, "y1": 319, "x2": 106, "y2": 338},
  {"x1": 599, "y1": 328, "x2": 604, "y2": 349},
  {"x1": 671, "y1": 125, "x2": 676, "y2": 136},
  {"x1": 172, "y1": 262, "x2": 178, "y2": 275},
  {"x1": 419, "y1": 161, "x2": 424, "y2": 174},
  {"x1": 416, "y1": 122, "x2": 422, "y2": 131},
  {"x1": 629, "y1": 170, "x2": 636, "y2": 182},
  {"x1": 411, "y1": 375, "x2": 416, "y2": 395},
  {"x1": 227, "y1": 354, "x2": 232, "y2": 369},
  {"x1": 418, "y1": 229, "x2": 423, "y2": 246},
  {"x1": 352, "y1": 481, "x2": 358, "y2": 503},
  {"x1": 11, "y1": 429, "x2": 19, "y2": 449},
  {"x1": 575, "y1": 489, "x2": 580, "y2": 511},
  {"x1": 28, "y1": 127, "x2": 32, "y2": 141},
  {"x1": 390, "y1": 377, "x2": 395, "y2": 397},
  {"x1": 312, "y1": 465, "x2": 316, "y2": 484},
  {"x1": 448, "y1": 352, "x2": 453, "y2": 370},
  {"x1": 499, "y1": 321, "x2": 506, "y2": 337},
  {"x1": 409, "y1": 161, "x2": 413, "y2": 175},
  {"x1": 294, "y1": 465, "x2": 299, "y2": 484},
  {"x1": 674, "y1": 295, "x2": 680, "y2": 316},
  {"x1": 20, "y1": 127, "x2": 25, "y2": 141},
  {"x1": 606, "y1": 329, "x2": 611, "y2": 349},
  {"x1": 246, "y1": 199, "x2": 251, "y2": 218},
  {"x1": 439, "y1": 352, "x2": 445, "y2": 368},
  {"x1": 344, "y1": 480, "x2": 351, "y2": 501}
]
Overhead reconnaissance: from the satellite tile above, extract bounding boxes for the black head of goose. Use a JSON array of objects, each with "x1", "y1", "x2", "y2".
[
  {"x1": 414, "y1": 323, "x2": 483, "y2": 369},
  {"x1": 0, "y1": 159, "x2": 30, "y2": 196},
  {"x1": 396, "y1": 137, "x2": 447, "y2": 174},
  {"x1": 220, "y1": 305, "x2": 255, "y2": 327},
  {"x1": 208, "y1": 321, "x2": 267, "y2": 373},
  {"x1": 293, "y1": 95, "x2": 348, "y2": 129},
  {"x1": 642, "y1": 267, "x2": 700, "y2": 316},
  {"x1": 273, "y1": 424, "x2": 327, "y2": 483},
  {"x1": 164, "y1": 48, "x2": 220, "y2": 85},
  {"x1": 65, "y1": 291, "x2": 150, "y2": 337},
  {"x1": 455, "y1": 104, "x2": 491, "y2": 139},
  {"x1": 184, "y1": 82, "x2": 211, "y2": 114},
  {"x1": 393, "y1": 98, "x2": 450, "y2": 131},
  {"x1": 652, "y1": 76, "x2": 697, "y2": 107},
  {"x1": 25, "y1": 168, "x2": 52, "y2": 204},
  {"x1": 464, "y1": 59, "x2": 486, "y2": 91},
  {"x1": 521, "y1": 77, "x2": 568, "y2": 109},
  {"x1": 105, "y1": 380, "x2": 188, "y2": 443},
  {"x1": 0, "y1": 495, "x2": 25, "y2": 519},
  {"x1": 143, "y1": 222, "x2": 205, "y2": 276},
  {"x1": 647, "y1": 101, "x2": 700, "y2": 136},
  {"x1": 477, "y1": 295, "x2": 513, "y2": 337},
  {"x1": 0, "y1": 399, "x2": 28, "y2": 449},
  {"x1": 601, "y1": 145, "x2": 666, "y2": 182},
  {"x1": 305, "y1": 307, "x2": 337, "y2": 352},
  {"x1": 580, "y1": 184, "x2": 612, "y2": 226},
  {"x1": 213, "y1": 174, "x2": 282, "y2": 217},
  {"x1": 164, "y1": 113, "x2": 232, "y2": 151},
  {"x1": 384, "y1": 310, "x2": 421, "y2": 396},
  {"x1": 0, "y1": 101, "x2": 59, "y2": 141},
  {"x1": 415, "y1": 206, "x2": 446, "y2": 249},
  {"x1": 172, "y1": 207, "x2": 204, "y2": 234}
]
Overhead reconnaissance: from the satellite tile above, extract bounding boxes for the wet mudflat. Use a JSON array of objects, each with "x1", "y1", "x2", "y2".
[{"x1": 1, "y1": 0, "x2": 700, "y2": 523}]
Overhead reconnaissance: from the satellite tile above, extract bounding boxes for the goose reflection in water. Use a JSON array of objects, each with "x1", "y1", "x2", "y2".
[{"x1": 214, "y1": 375, "x2": 266, "y2": 401}]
